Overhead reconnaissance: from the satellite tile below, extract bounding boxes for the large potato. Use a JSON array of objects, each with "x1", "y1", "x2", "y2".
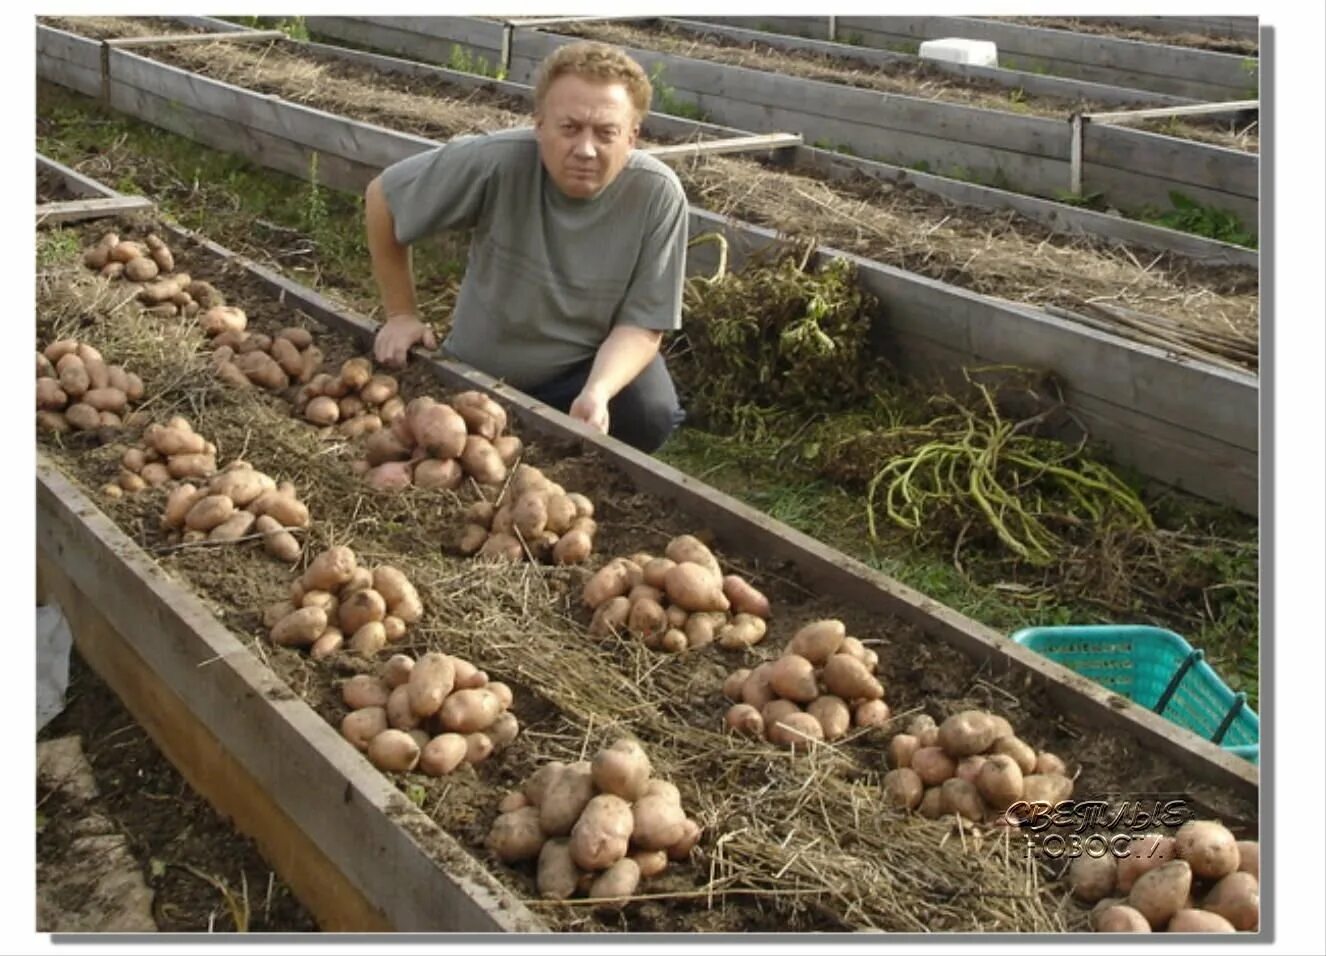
[
  {"x1": 807, "y1": 695, "x2": 852, "y2": 740},
  {"x1": 340, "y1": 707, "x2": 388, "y2": 752},
  {"x1": 1167, "y1": 909, "x2": 1236, "y2": 932},
  {"x1": 537, "y1": 838, "x2": 581, "y2": 901},
  {"x1": 270, "y1": 606, "x2": 328, "y2": 647},
  {"x1": 937, "y1": 710, "x2": 998, "y2": 757},
  {"x1": 767, "y1": 654, "x2": 818, "y2": 703},
  {"x1": 569, "y1": 794, "x2": 635, "y2": 871},
  {"x1": 1093, "y1": 905, "x2": 1151, "y2": 933},
  {"x1": 407, "y1": 652, "x2": 456, "y2": 717},
  {"x1": 439, "y1": 688, "x2": 502, "y2": 735},
  {"x1": 486, "y1": 806, "x2": 546, "y2": 863},
  {"x1": 588, "y1": 857, "x2": 641, "y2": 905},
  {"x1": 1127, "y1": 860, "x2": 1193, "y2": 929},
  {"x1": 882, "y1": 768, "x2": 924, "y2": 811},
  {"x1": 786, "y1": 619, "x2": 846, "y2": 663},
  {"x1": 721, "y1": 575, "x2": 770, "y2": 618},
  {"x1": 1174, "y1": 819, "x2": 1239, "y2": 881},
  {"x1": 591, "y1": 738, "x2": 652, "y2": 802},
  {"x1": 1202, "y1": 870, "x2": 1259, "y2": 930},
  {"x1": 460, "y1": 435, "x2": 507, "y2": 484},
  {"x1": 302, "y1": 545, "x2": 357, "y2": 592},
  {"x1": 418, "y1": 734, "x2": 468, "y2": 776},
  {"x1": 1116, "y1": 834, "x2": 1177, "y2": 893},
  {"x1": 1068, "y1": 853, "x2": 1118, "y2": 903},
  {"x1": 539, "y1": 763, "x2": 597, "y2": 837},
  {"x1": 630, "y1": 794, "x2": 687, "y2": 851},
  {"x1": 367, "y1": 729, "x2": 421, "y2": 772},
  {"x1": 663, "y1": 535, "x2": 722, "y2": 581},
  {"x1": 663, "y1": 562, "x2": 730, "y2": 613},
  {"x1": 821, "y1": 654, "x2": 883, "y2": 701}
]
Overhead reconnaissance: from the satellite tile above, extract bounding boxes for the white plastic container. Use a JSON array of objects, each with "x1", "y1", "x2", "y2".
[{"x1": 917, "y1": 38, "x2": 999, "y2": 68}]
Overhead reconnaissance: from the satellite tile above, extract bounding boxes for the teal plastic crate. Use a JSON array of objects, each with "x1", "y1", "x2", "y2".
[{"x1": 1010, "y1": 625, "x2": 1259, "y2": 764}]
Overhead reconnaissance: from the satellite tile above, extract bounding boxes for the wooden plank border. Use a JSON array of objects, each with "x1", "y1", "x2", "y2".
[
  {"x1": 36, "y1": 195, "x2": 155, "y2": 224},
  {"x1": 306, "y1": 17, "x2": 1258, "y2": 233},
  {"x1": 203, "y1": 17, "x2": 1253, "y2": 268},
  {"x1": 35, "y1": 458, "x2": 547, "y2": 932},
  {"x1": 33, "y1": 27, "x2": 1260, "y2": 512}
]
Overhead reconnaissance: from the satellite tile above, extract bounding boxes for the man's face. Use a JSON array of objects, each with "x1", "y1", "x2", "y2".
[{"x1": 535, "y1": 74, "x2": 639, "y2": 199}]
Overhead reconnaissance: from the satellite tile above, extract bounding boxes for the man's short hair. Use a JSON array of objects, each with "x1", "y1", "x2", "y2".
[{"x1": 533, "y1": 41, "x2": 652, "y2": 121}]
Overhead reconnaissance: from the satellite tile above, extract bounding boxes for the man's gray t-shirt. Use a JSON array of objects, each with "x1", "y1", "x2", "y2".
[{"x1": 380, "y1": 127, "x2": 688, "y2": 390}]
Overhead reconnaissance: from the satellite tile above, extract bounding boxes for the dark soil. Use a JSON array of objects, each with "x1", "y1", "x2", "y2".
[{"x1": 37, "y1": 651, "x2": 318, "y2": 933}]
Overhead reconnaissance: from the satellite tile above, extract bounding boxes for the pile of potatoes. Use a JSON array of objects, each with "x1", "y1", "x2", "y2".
[
  {"x1": 160, "y1": 459, "x2": 307, "y2": 561},
  {"x1": 81, "y1": 230, "x2": 229, "y2": 320},
  {"x1": 351, "y1": 390, "x2": 520, "y2": 492},
  {"x1": 293, "y1": 356, "x2": 403, "y2": 439},
  {"x1": 484, "y1": 738, "x2": 702, "y2": 903},
  {"x1": 338, "y1": 651, "x2": 519, "y2": 775},
  {"x1": 881, "y1": 709, "x2": 1074, "y2": 823},
  {"x1": 457, "y1": 464, "x2": 598, "y2": 564},
  {"x1": 723, "y1": 619, "x2": 888, "y2": 748},
  {"x1": 104, "y1": 415, "x2": 217, "y2": 499},
  {"x1": 1075, "y1": 821, "x2": 1258, "y2": 933},
  {"x1": 581, "y1": 534, "x2": 771, "y2": 653},
  {"x1": 263, "y1": 546, "x2": 423, "y2": 658},
  {"x1": 37, "y1": 339, "x2": 145, "y2": 436},
  {"x1": 211, "y1": 323, "x2": 325, "y2": 393}
]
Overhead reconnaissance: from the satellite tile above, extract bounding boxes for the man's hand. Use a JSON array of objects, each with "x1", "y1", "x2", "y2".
[
  {"x1": 374, "y1": 313, "x2": 437, "y2": 367},
  {"x1": 569, "y1": 385, "x2": 610, "y2": 434}
]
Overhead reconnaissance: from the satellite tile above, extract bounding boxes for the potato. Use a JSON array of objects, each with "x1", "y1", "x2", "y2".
[
  {"x1": 716, "y1": 613, "x2": 767, "y2": 649},
  {"x1": 684, "y1": 611, "x2": 724, "y2": 649},
  {"x1": 80, "y1": 387, "x2": 126, "y2": 414},
  {"x1": 487, "y1": 806, "x2": 547, "y2": 863},
  {"x1": 366, "y1": 729, "x2": 421, "y2": 772},
  {"x1": 269, "y1": 336, "x2": 305, "y2": 378},
  {"x1": 882, "y1": 767, "x2": 924, "y2": 811},
  {"x1": 989, "y1": 736, "x2": 1038, "y2": 775},
  {"x1": 1236, "y1": 840, "x2": 1259, "y2": 879},
  {"x1": 36, "y1": 378, "x2": 68, "y2": 411},
  {"x1": 721, "y1": 575, "x2": 770, "y2": 618},
  {"x1": 822, "y1": 654, "x2": 883, "y2": 701},
  {"x1": 552, "y1": 529, "x2": 593, "y2": 565},
  {"x1": 109, "y1": 240, "x2": 146, "y2": 263},
  {"x1": 270, "y1": 606, "x2": 328, "y2": 648},
  {"x1": 1116, "y1": 834, "x2": 1178, "y2": 893},
  {"x1": 588, "y1": 857, "x2": 640, "y2": 904},
  {"x1": 761, "y1": 699, "x2": 801, "y2": 729},
  {"x1": 465, "y1": 732, "x2": 495, "y2": 765},
  {"x1": 783, "y1": 620, "x2": 845, "y2": 664},
  {"x1": 937, "y1": 710, "x2": 998, "y2": 758},
  {"x1": 139, "y1": 462, "x2": 171, "y2": 486},
  {"x1": 808, "y1": 695, "x2": 852, "y2": 740},
  {"x1": 631, "y1": 794, "x2": 687, "y2": 851},
  {"x1": 956, "y1": 756, "x2": 988, "y2": 787},
  {"x1": 939, "y1": 778, "x2": 987, "y2": 822},
  {"x1": 166, "y1": 453, "x2": 216, "y2": 480},
  {"x1": 522, "y1": 762, "x2": 568, "y2": 808},
  {"x1": 540, "y1": 763, "x2": 598, "y2": 837},
  {"x1": 410, "y1": 458, "x2": 462, "y2": 491},
  {"x1": 853, "y1": 699, "x2": 891, "y2": 728},
  {"x1": 339, "y1": 588, "x2": 387, "y2": 635},
  {"x1": 766, "y1": 711, "x2": 824, "y2": 751},
  {"x1": 439, "y1": 688, "x2": 502, "y2": 735},
  {"x1": 569, "y1": 794, "x2": 635, "y2": 871},
  {"x1": 1068, "y1": 853, "x2": 1118, "y2": 903},
  {"x1": 384, "y1": 687, "x2": 423, "y2": 732},
  {"x1": 208, "y1": 510, "x2": 257, "y2": 541},
  {"x1": 124, "y1": 256, "x2": 158, "y2": 281},
  {"x1": 340, "y1": 707, "x2": 388, "y2": 752},
  {"x1": 910, "y1": 746, "x2": 957, "y2": 786},
  {"x1": 342, "y1": 674, "x2": 391, "y2": 711},
  {"x1": 1174, "y1": 819, "x2": 1239, "y2": 881},
  {"x1": 916, "y1": 786, "x2": 944, "y2": 820},
  {"x1": 663, "y1": 535, "x2": 722, "y2": 581},
  {"x1": 591, "y1": 738, "x2": 652, "y2": 802},
  {"x1": 419, "y1": 733, "x2": 469, "y2": 776},
  {"x1": 159, "y1": 483, "x2": 201, "y2": 530},
  {"x1": 588, "y1": 595, "x2": 631, "y2": 637},
  {"x1": 663, "y1": 562, "x2": 730, "y2": 613},
  {"x1": 184, "y1": 494, "x2": 235, "y2": 532},
  {"x1": 1034, "y1": 751, "x2": 1067, "y2": 776},
  {"x1": 35, "y1": 411, "x2": 70, "y2": 434},
  {"x1": 208, "y1": 469, "x2": 273, "y2": 508},
  {"x1": 460, "y1": 435, "x2": 506, "y2": 484},
  {"x1": 478, "y1": 532, "x2": 523, "y2": 561},
  {"x1": 58, "y1": 359, "x2": 90, "y2": 399},
  {"x1": 1128, "y1": 860, "x2": 1193, "y2": 929},
  {"x1": 348, "y1": 622, "x2": 388, "y2": 657},
  {"x1": 451, "y1": 657, "x2": 488, "y2": 690},
  {"x1": 256, "y1": 493, "x2": 309, "y2": 529},
  {"x1": 1021, "y1": 773, "x2": 1073, "y2": 806},
  {"x1": 536, "y1": 838, "x2": 582, "y2": 901},
  {"x1": 583, "y1": 560, "x2": 635, "y2": 609},
  {"x1": 630, "y1": 848, "x2": 669, "y2": 880},
  {"x1": 487, "y1": 712, "x2": 520, "y2": 750},
  {"x1": 667, "y1": 818, "x2": 702, "y2": 862},
  {"x1": 408, "y1": 652, "x2": 456, "y2": 718},
  {"x1": 1167, "y1": 909, "x2": 1236, "y2": 933},
  {"x1": 303, "y1": 545, "x2": 357, "y2": 592},
  {"x1": 1202, "y1": 870, "x2": 1259, "y2": 930},
  {"x1": 1093, "y1": 904, "x2": 1152, "y2": 933},
  {"x1": 413, "y1": 403, "x2": 469, "y2": 460},
  {"x1": 887, "y1": 733, "x2": 920, "y2": 770},
  {"x1": 301, "y1": 590, "x2": 338, "y2": 615},
  {"x1": 975, "y1": 754, "x2": 1024, "y2": 810},
  {"x1": 740, "y1": 662, "x2": 777, "y2": 710},
  {"x1": 254, "y1": 515, "x2": 301, "y2": 562},
  {"x1": 724, "y1": 703, "x2": 765, "y2": 737},
  {"x1": 767, "y1": 654, "x2": 819, "y2": 704},
  {"x1": 82, "y1": 233, "x2": 118, "y2": 269}
]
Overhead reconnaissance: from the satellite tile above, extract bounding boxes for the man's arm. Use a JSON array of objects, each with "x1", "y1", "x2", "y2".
[
  {"x1": 568, "y1": 324, "x2": 664, "y2": 433},
  {"x1": 366, "y1": 174, "x2": 436, "y2": 366}
]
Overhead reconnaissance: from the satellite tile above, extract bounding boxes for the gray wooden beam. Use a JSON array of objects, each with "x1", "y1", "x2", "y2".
[{"x1": 36, "y1": 195, "x2": 155, "y2": 224}]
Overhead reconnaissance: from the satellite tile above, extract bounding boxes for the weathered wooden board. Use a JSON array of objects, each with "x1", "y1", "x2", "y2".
[
  {"x1": 34, "y1": 25, "x2": 1259, "y2": 513},
  {"x1": 155, "y1": 219, "x2": 1258, "y2": 801},
  {"x1": 314, "y1": 17, "x2": 1257, "y2": 228},
  {"x1": 36, "y1": 196, "x2": 155, "y2": 224},
  {"x1": 35, "y1": 458, "x2": 547, "y2": 932},
  {"x1": 270, "y1": 17, "x2": 1256, "y2": 262},
  {"x1": 661, "y1": 17, "x2": 1197, "y2": 109},
  {"x1": 1098, "y1": 16, "x2": 1259, "y2": 41}
]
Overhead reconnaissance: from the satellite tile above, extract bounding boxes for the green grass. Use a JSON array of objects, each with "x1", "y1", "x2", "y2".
[
  {"x1": 1139, "y1": 191, "x2": 1257, "y2": 249},
  {"x1": 649, "y1": 64, "x2": 709, "y2": 123}
]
